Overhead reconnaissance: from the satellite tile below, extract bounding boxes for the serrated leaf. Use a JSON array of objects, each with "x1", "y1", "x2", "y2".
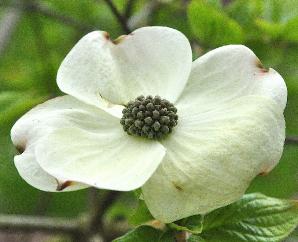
[
  {"x1": 169, "y1": 215, "x2": 203, "y2": 234},
  {"x1": 200, "y1": 193, "x2": 298, "y2": 242},
  {"x1": 113, "y1": 225, "x2": 162, "y2": 242},
  {"x1": 129, "y1": 200, "x2": 154, "y2": 225},
  {"x1": 188, "y1": 0, "x2": 244, "y2": 47}
]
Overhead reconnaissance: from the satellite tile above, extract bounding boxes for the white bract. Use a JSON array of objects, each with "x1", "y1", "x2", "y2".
[{"x1": 11, "y1": 27, "x2": 287, "y2": 223}]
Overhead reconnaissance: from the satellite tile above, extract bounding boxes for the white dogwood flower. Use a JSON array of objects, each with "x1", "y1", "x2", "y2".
[{"x1": 11, "y1": 26, "x2": 287, "y2": 223}]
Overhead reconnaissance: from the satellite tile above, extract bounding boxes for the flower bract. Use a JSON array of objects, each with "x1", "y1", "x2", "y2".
[{"x1": 11, "y1": 26, "x2": 287, "y2": 223}]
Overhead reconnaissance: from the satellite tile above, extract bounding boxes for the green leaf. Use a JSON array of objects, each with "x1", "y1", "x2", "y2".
[
  {"x1": 204, "y1": 0, "x2": 221, "y2": 8},
  {"x1": 105, "y1": 192, "x2": 137, "y2": 222},
  {"x1": 259, "y1": 0, "x2": 298, "y2": 41},
  {"x1": 200, "y1": 193, "x2": 298, "y2": 242},
  {"x1": 151, "y1": 1, "x2": 192, "y2": 38},
  {"x1": 262, "y1": 0, "x2": 298, "y2": 23},
  {"x1": 158, "y1": 230, "x2": 175, "y2": 242},
  {"x1": 284, "y1": 16, "x2": 298, "y2": 42},
  {"x1": 255, "y1": 18, "x2": 284, "y2": 39},
  {"x1": 113, "y1": 225, "x2": 162, "y2": 242},
  {"x1": 188, "y1": 0, "x2": 244, "y2": 47},
  {"x1": 133, "y1": 188, "x2": 142, "y2": 199},
  {"x1": 129, "y1": 200, "x2": 154, "y2": 225},
  {"x1": 169, "y1": 215, "x2": 203, "y2": 234},
  {"x1": 188, "y1": 235, "x2": 206, "y2": 242},
  {"x1": 285, "y1": 228, "x2": 298, "y2": 241},
  {"x1": 226, "y1": 0, "x2": 263, "y2": 28}
]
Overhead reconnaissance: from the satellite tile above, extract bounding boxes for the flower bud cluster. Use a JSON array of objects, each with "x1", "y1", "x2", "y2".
[{"x1": 120, "y1": 95, "x2": 178, "y2": 139}]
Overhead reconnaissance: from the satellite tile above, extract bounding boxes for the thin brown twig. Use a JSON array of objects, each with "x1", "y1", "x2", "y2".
[
  {"x1": 285, "y1": 136, "x2": 298, "y2": 145},
  {"x1": 175, "y1": 230, "x2": 187, "y2": 242},
  {"x1": 0, "y1": 214, "x2": 82, "y2": 235},
  {"x1": 102, "y1": 0, "x2": 131, "y2": 33},
  {"x1": 1, "y1": 0, "x2": 96, "y2": 32},
  {"x1": 222, "y1": 0, "x2": 233, "y2": 6},
  {"x1": 0, "y1": 0, "x2": 23, "y2": 56},
  {"x1": 0, "y1": 212, "x2": 129, "y2": 242},
  {"x1": 34, "y1": 193, "x2": 52, "y2": 216},
  {"x1": 127, "y1": 0, "x2": 160, "y2": 29},
  {"x1": 89, "y1": 190, "x2": 120, "y2": 236},
  {"x1": 124, "y1": 0, "x2": 135, "y2": 19},
  {"x1": 27, "y1": 1, "x2": 95, "y2": 32}
]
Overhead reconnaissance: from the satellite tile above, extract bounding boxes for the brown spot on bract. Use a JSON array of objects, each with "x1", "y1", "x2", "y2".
[
  {"x1": 103, "y1": 31, "x2": 110, "y2": 40},
  {"x1": 148, "y1": 220, "x2": 166, "y2": 230},
  {"x1": 258, "y1": 171, "x2": 269, "y2": 176},
  {"x1": 15, "y1": 145, "x2": 25, "y2": 154},
  {"x1": 172, "y1": 181, "x2": 183, "y2": 191},
  {"x1": 258, "y1": 164, "x2": 272, "y2": 176},
  {"x1": 256, "y1": 58, "x2": 269, "y2": 73},
  {"x1": 56, "y1": 180, "x2": 73, "y2": 191}
]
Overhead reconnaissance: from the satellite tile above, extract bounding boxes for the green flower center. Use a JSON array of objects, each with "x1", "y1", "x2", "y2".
[{"x1": 120, "y1": 95, "x2": 178, "y2": 139}]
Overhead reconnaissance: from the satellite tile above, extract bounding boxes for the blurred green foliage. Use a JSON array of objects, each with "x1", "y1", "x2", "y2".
[
  {"x1": 0, "y1": 0, "x2": 297, "y2": 233},
  {"x1": 188, "y1": 1, "x2": 244, "y2": 46}
]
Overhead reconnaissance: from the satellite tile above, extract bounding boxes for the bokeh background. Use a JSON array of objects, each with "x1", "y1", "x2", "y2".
[{"x1": 0, "y1": 0, "x2": 297, "y2": 241}]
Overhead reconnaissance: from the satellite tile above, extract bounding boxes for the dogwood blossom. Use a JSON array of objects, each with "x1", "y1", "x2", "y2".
[{"x1": 11, "y1": 26, "x2": 287, "y2": 223}]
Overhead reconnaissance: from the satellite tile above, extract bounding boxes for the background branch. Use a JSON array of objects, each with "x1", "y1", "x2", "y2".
[
  {"x1": 0, "y1": 0, "x2": 23, "y2": 56},
  {"x1": 88, "y1": 190, "x2": 121, "y2": 240},
  {"x1": 175, "y1": 230, "x2": 187, "y2": 242},
  {"x1": 0, "y1": 212, "x2": 129, "y2": 242},
  {"x1": 127, "y1": 0, "x2": 160, "y2": 30},
  {"x1": 124, "y1": 0, "x2": 135, "y2": 19},
  {"x1": 26, "y1": 1, "x2": 95, "y2": 32},
  {"x1": 0, "y1": 214, "x2": 82, "y2": 235},
  {"x1": 0, "y1": 0, "x2": 96, "y2": 32},
  {"x1": 102, "y1": 0, "x2": 131, "y2": 33},
  {"x1": 285, "y1": 136, "x2": 298, "y2": 145}
]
